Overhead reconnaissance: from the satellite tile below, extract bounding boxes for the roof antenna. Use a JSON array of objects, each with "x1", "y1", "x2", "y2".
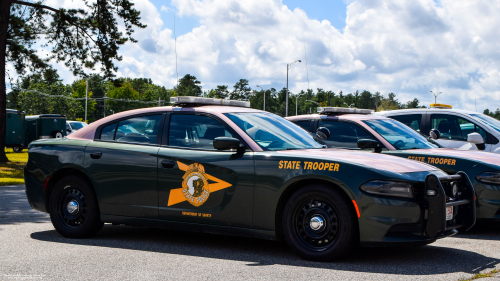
[
  {"x1": 174, "y1": 14, "x2": 179, "y2": 86},
  {"x1": 304, "y1": 42, "x2": 309, "y2": 90}
]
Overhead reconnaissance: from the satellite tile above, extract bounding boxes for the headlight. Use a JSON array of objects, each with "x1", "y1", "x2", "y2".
[
  {"x1": 476, "y1": 172, "x2": 500, "y2": 185},
  {"x1": 360, "y1": 180, "x2": 413, "y2": 198}
]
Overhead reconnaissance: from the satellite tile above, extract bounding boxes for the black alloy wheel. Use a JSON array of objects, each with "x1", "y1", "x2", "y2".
[
  {"x1": 282, "y1": 184, "x2": 358, "y2": 261},
  {"x1": 49, "y1": 176, "x2": 103, "y2": 238}
]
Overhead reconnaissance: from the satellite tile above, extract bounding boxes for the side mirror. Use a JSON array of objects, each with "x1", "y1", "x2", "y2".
[
  {"x1": 357, "y1": 139, "x2": 382, "y2": 153},
  {"x1": 316, "y1": 127, "x2": 330, "y2": 140},
  {"x1": 429, "y1": 129, "x2": 441, "y2": 140},
  {"x1": 467, "y1": 132, "x2": 485, "y2": 150},
  {"x1": 213, "y1": 137, "x2": 242, "y2": 151}
]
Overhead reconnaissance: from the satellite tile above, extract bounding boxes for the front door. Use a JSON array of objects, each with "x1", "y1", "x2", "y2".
[
  {"x1": 85, "y1": 114, "x2": 164, "y2": 219},
  {"x1": 157, "y1": 113, "x2": 255, "y2": 228},
  {"x1": 430, "y1": 113, "x2": 492, "y2": 151}
]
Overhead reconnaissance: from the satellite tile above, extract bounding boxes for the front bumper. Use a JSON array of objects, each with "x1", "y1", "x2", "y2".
[{"x1": 359, "y1": 172, "x2": 476, "y2": 245}]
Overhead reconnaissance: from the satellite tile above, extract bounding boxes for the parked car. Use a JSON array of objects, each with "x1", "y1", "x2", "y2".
[
  {"x1": 287, "y1": 107, "x2": 500, "y2": 220},
  {"x1": 375, "y1": 104, "x2": 500, "y2": 153},
  {"x1": 5, "y1": 109, "x2": 26, "y2": 152},
  {"x1": 25, "y1": 97, "x2": 475, "y2": 261},
  {"x1": 66, "y1": 121, "x2": 88, "y2": 135}
]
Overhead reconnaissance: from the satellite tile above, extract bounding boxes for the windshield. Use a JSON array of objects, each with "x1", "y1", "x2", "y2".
[
  {"x1": 471, "y1": 114, "x2": 500, "y2": 133},
  {"x1": 69, "y1": 122, "x2": 87, "y2": 130},
  {"x1": 363, "y1": 119, "x2": 438, "y2": 150},
  {"x1": 225, "y1": 112, "x2": 323, "y2": 151}
]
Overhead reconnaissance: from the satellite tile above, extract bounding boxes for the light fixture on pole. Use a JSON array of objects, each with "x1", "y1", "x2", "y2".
[
  {"x1": 256, "y1": 85, "x2": 267, "y2": 111},
  {"x1": 430, "y1": 90, "x2": 442, "y2": 104},
  {"x1": 296, "y1": 92, "x2": 305, "y2": 115},
  {"x1": 306, "y1": 100, "x2": 319, "y2": 114},
  {"x1": 286, "y1": 60, "x2": 302, "y2": 117}
]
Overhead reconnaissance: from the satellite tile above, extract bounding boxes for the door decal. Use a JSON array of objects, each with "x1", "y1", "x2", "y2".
[{"x1": 167, "y1": 161, "x2": 232, "y2": 207}]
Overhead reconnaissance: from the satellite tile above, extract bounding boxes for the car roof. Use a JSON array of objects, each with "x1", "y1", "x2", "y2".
[
  {"x1": 68, "y1": 105, "x2": 263, "y2": 140},
  {"x1": 375, "y1": 108, "x2": 481, "y2": 115},
  {"x1": 286, "y1": 114, "x2": 386, "y2": 121}
]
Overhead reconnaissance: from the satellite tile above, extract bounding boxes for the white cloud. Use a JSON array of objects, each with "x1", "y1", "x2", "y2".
[{"x1": 14, "y1": 0, "x2": 500, "y2": 112}]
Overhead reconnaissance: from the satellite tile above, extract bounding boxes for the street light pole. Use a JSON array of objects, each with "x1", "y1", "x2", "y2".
[
  {"x1": 306, "y1": 100, "x2": 319, "y2": 114},
  {"x1": 430, "y1": 90, "x2": 442, "y2": 104},
  {"x1": 85, "y1": 79, "x2": 88, "y2": 122},
  {"x1": 296, "y1": 93, "x2": 304, "y2": 115},
  {"x1": 286, "y1": 60, "x2": 301, "y2": 117},
  {"x1": 256, "y1": 85, "x2": 267, "y2": 111}
]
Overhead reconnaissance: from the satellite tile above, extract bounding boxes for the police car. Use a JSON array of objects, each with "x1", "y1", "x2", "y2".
[
  {"x1": 25, "y1": 97, "x2": 475, "y2": 261},
  {"x1": 375, "y1": 104, "x2": 500, "y2": 153},
  {"x1": 287, "y1": 107, "x2": 500, "y2": 220}
]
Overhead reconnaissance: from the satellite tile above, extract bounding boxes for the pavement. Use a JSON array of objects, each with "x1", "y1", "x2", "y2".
[{"x1": 1, "y1": 184, "x2": 499, "y2": 281}]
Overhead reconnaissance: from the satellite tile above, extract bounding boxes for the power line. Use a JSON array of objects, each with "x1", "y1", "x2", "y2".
[{"x1": 20, "y1": 89, "x2": 168, "y2": 104}]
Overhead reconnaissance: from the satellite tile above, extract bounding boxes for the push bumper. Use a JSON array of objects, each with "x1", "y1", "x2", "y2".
[{"x1": 359, "y1": 172, "x2": 476, "y2": 245}]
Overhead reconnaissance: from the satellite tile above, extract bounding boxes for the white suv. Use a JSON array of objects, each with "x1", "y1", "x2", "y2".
[{"x1": 375, "y1": 106, "x2": 500, "y2": 153}]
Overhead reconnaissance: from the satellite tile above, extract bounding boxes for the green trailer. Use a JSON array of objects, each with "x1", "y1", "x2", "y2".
[
  {"x1": 5, "y1": 109, "x2": 26, "y2": 152},
  {"x1": 26, "y1": 114, "x2": 67, "y2": 145}
]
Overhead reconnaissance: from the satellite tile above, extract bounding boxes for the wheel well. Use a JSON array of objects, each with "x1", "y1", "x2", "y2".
[
  {"x1": 44, "y1": 168, "x2": 94, "y2": 210},
  {"x1": 274, "y1": 179, "x2": 357, "y2": 241}
]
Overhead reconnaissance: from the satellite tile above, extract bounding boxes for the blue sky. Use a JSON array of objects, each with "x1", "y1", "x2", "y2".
[
  {"x1": 151, "y1": 0, "x2": 348, "y2": 37},
  {"x1": 29, "y1": 0, "x2": 500, "y2": 113}
]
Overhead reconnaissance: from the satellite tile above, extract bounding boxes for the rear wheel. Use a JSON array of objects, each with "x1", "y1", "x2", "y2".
[
  {"x1": 53, "y1": 131, "x2": 63, "y2": 139},
  {"x1": 49, "y1": 176, "x2": 103, "y2": 238},
  {"x1": 282, "y1": 184, "x2": 358, "y2": 261}
]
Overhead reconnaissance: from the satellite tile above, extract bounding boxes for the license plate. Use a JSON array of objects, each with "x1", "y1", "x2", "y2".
[{"x1": 446, "y1": 206, "x2": 454, "y2": 221}]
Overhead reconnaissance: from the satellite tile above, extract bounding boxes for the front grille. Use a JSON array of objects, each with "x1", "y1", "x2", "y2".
[{"x1": 413, "y1": 183, "x2": 426, "y2": 201}]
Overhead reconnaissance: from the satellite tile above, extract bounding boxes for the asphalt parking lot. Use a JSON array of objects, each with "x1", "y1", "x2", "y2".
[{"x1": 1, "y1": 184, "x2": 499, "y2": 281}]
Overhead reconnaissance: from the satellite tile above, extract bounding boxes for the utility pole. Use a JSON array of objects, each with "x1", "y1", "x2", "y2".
[
  {"x1": 256, "y1": 85, "x2": 267, "y2": 111},
  {"x1": 85, "y1": 79, "x2": 88, "y2": 122},
  {"x1": 103, "y1": 96, "x2": 106, "y2": 118}
]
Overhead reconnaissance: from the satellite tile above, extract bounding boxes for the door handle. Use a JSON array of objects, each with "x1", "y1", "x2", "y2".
[
  {"x1": 90, "y1": 152, "x2": 102, "y2": 159},
  {"x1": 161, "y1": 160, "x2": 176, "y2": 169}
]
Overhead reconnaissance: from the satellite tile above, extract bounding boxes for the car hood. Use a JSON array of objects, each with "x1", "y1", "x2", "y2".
[
  {"x1": 402, "y1": 148, "x2": 500, "y2": 166},
  {"x1": 277, "y1": 148, "x2": 439, "y2": 173}
]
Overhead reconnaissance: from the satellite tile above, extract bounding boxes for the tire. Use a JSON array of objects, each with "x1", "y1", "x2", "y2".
[
  {"x1": 54, "y1": 132, "x2": 63, "y2": 139},
  {"x1": 282, "y1": 184, "x2": 358, "y2": 261},
  {"x1": 49, "y1": 176, "x2": 103, "y2": 238},
  {"x1": 12, "y1": 147, "x2": 23, "y2": 153}
]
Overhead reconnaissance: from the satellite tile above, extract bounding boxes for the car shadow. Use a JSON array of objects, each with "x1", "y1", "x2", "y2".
[
  {"x1": 31, "y1": 224, "x2": 500, "y2": 275},
  {"x1": 452, "y1": 221, "x2": 500, "y2": 241}
]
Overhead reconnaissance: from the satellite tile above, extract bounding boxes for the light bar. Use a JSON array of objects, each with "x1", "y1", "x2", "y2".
[
  {"x1": 430, "y1": 103, "x2": 452, "y2": 109},
  {"x1": 170, "y1": 96, "x2": 250, "y2": 108},
  {"x1": 317, "y1": 107, "x2": 374, "y2": 115}
]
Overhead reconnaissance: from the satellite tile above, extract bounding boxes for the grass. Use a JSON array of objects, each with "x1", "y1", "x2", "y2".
[
  {"x1": 0, "y1": 148, "x2": 28, "y2": 186},
  {"x1": 462, "y1": 269, "x2": 499, "y2": 280}
]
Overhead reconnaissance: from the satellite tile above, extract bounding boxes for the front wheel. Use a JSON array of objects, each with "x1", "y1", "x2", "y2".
[
  {"x1": 49, "y1": 176, "x2": 103, "y2": 238},
  {"x1": 282, "y1": 184, "x2": 358, "y2": 261}
]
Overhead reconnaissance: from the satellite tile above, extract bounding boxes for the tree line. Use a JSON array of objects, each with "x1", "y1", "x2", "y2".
[{"x1": 8, "y1": 72, "x2": 431, "y2": 122}]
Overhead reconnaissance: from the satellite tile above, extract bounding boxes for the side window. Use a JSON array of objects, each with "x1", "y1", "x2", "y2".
[
  {"x1": 100, "y1": 123, "x2": 117, "y2": 140},
  {"x1": 431, "y1": 114, "x2": 487, "y2": 141},
  {"x1": 293, "y1": 120, "x2": 312, "y2": 132},
  {"x1": 390, "y1": 114, "x2": 422, "y2": 132},
  {"x1": 169, "y1": 114, "x2": 233, "y2": 150},
  {"x1": 115, "y1": 115, "x2": 162, "y2": 144},
  {"x1": 319, "y1": 121, "x2": 375, "y2": 148}
]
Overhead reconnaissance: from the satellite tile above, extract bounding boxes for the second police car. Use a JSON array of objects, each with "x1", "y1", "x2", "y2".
[
  {"x1": 287, "y1": 107, "x2": 500, "y2": 221},
  {"x1": 25, "y1": 97, "x2": 476, "y2": 261}
]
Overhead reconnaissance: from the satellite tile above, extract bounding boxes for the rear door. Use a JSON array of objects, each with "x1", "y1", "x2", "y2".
[
  {"x1": 85, "y1": 113, "x2": 165, "y2": 219},
  {"x1": 157, "y1": 113, "x2": 255, "y2": 228}
]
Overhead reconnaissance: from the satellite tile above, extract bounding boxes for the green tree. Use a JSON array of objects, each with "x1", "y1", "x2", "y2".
[
  {"x1": 17, "y1": 81, "x2": 83, "y2": 119},
  {"x1": 106, "y1": 81, "x2": 140, "y2": 113},
  {"x1": 230, "y1": 79, "x2": 252, "y2": 100},
  {"x1": 0, "y1": 0, "x2": 146, "y2": 162},
  {"x1": 175, "y1": 74, "x2": 202, "y2": 96},
  {"x1": 71, "y1": 79, "x2": 96, "y2": 122}
]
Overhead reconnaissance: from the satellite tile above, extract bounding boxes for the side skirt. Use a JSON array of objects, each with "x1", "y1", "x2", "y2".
[{"x1": 100, "y1": 214, "x2": 277, "y2": 241}]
